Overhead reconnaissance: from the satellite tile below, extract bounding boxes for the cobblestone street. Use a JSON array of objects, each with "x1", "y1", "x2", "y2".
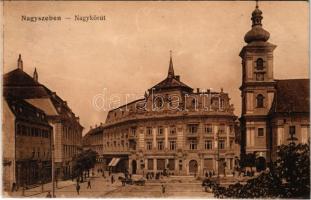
[{"x1": 7, "y1": 173, "x2": 216, "y2": 198}]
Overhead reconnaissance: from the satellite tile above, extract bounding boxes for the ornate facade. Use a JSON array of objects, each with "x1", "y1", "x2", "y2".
[{"x1": 99, "y1": 54, "x2": 238, "y2": 176}]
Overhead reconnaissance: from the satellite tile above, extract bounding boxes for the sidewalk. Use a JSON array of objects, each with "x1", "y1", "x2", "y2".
[{"x1": 8, "y1": 178, "x2": 77, "y2": 198}]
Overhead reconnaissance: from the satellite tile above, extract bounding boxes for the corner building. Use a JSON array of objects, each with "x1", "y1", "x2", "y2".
[{"x1": 101, "y1": 55, "x2": 238, "y2": 176}]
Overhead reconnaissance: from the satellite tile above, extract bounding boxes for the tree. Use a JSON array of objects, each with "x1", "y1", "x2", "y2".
[
  {"x1": 212, "y1": 143, "x2": 310, "y2": 198},
  {"x1": 72, "y1": 149, "x2": 97, "y2": 182}
]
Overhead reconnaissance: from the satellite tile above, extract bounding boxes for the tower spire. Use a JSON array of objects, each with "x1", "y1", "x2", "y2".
[
  {"x1": 168, "y1": 50, "x2": 175, "y2": 78},
  {"x1": 33, "y1": 67, "x2": 38, "y2": 82},
  {"x1": 17, "y1": 54, "x2": 23, "y2": 70}
]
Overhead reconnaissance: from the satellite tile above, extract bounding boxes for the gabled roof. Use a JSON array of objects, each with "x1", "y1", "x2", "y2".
[{"x1": 271, "y1": 79, "x2": 309, "y2": 113}]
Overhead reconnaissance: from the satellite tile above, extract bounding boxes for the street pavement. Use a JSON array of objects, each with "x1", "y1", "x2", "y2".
[{"x1": 6, "y1": 173, "x2": 223, "y2": 198}]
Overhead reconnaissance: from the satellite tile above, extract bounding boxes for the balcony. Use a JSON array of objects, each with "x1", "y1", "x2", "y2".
[{"x1": 186, "y1": 132, "x2": 198, "y2": 138}]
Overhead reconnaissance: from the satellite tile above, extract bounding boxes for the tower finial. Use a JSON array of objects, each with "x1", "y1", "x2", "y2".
[
  {"x1": 17, "y1": 54, "x2": 23, "y2": 70},
  {"x1": 256, "y1": 0, "x2": 259, "y2": 8},
  {"x1": 168, "y1": 50, "x2": 175, "y2": 78},
  {"x1": 33, "y1": 67, "x2": 38, "y2": 82}
]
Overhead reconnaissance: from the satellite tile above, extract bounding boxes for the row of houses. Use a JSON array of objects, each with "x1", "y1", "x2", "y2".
[
  {"x1": 3, "y1": 55, "x2": 83, "y2": 191},
  {"x1": 82, "y1": 3, "x2": 310, "y2": 177}
]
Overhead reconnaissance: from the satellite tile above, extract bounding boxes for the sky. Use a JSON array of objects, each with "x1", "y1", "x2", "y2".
[{"x1": 3, "y1": 1, "x2": 309, "y2": 134}]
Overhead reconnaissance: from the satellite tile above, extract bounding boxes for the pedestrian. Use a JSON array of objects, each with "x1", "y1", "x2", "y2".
[
  {"x1": 111, "y1": 175, "x2": 114, "y2": 184},
  {"x1": 46, "y1": 191, "x2": 52, "y2": 198},
  {"x1": 161, "y1": 184, "x2": 166, "y2": 194},
  {"x1": 76, "y1": 183, "x2": 80, "y2": 195},
  {"x1": 87, "y1": 179, "x2": 91, "y2": 189}
]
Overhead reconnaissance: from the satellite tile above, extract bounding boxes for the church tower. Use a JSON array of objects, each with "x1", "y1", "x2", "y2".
[{"x1": 240, "y1": 2, "x2": 276, "y2": 163}]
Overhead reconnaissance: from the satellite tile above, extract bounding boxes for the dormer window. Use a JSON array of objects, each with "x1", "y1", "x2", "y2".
[
  {"x1": 256, "y1": 58, "x2": 264, "y2": 70},
  {"x1": 256, "y1": 94, "x2": 264, "y2": 108}
]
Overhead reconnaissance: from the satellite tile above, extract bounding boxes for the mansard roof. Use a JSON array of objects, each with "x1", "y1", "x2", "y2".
[
  {"x1": 270, "y1": 79, "x2": 310, "y2": 114},
  {"x1": 3, "y1": 68, "x2": 49, "y2": 98},
  {"x1": 3, "y1": 67, "x2": 83, "y2": 128},
  {"x1": 5, "y1": 97, "x2": 51, "y2": 126}
]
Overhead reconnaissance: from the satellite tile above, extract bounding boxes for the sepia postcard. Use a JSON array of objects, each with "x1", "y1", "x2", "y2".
[{"x1": 2, "y1": 0, "x2": 310, "y2": 198}]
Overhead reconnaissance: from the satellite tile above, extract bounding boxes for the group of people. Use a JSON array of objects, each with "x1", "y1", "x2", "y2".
[{"x1": 204, "y1": 170, "x2": 216, "y2": 178}]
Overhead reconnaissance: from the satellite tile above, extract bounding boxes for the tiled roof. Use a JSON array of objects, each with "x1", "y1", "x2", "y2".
[
  {"x1": 3, "y1": 68, "x2": 83, "y2": 128},
  {"x1": 3, "y1": 69, "x2": 49, "y2": 98},
  {"x1": 271, "y1": 79, "x2": 310, "y2": 113}
]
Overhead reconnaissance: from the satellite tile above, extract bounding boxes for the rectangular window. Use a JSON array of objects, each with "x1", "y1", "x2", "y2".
[
  {"x1": 205, "y1": 140, "x2": 213, "y2": 150},
  {"x1": 189, "y1": 139, "x2": 197, "y2": 150},
  {"x1": 146, "y1": 127, "x2": 153, "y2": 136},
  {"x1": 169, "y1": 141, "x2": 176, "y2": 150},
  {"x1": 130, "y1": 127, "x2": 136, "y2": 136},
  {"x1": 158, "y1": 127, "x2": 163, "y2": 136},
  {"x1": 219, "y1": 140, "x2": 225, "y2": 149},
  {"x1": 258, "y1": 128, "x2": 264, "y2": 137},
  {"x1": 204, "y1": 124, "x2": 213, "y2": 134},
  {"x1": 289, "y1": 126, "x2": 296, "y2": 135},
  {"x1": 146, "y1": 141, "x2": 152, "y2": 150},
  {"x1": 218, "y1": 124, "x2": 226, "y2": 134},
  {"x1": 229, "y1": 140, "x2": 234, "y2": 149},
  {"x1": 187, "y1": 124, "x2": 198, "y2": 134},
  {"x1": 148, "y1": 159, "x2": 154, "y2": 170},
  {"x1": 168, "y1": 159, "x2": 175, "y2": 170},
  {"x1": 157, "y1": 141, "x2": 164, "y2": 150},
  {"x1": 169, "y1": 126, "x2": 176, "y2": 135},
  {"x1": 157, "y1": 159, "x2": 165, "y2": 170}
]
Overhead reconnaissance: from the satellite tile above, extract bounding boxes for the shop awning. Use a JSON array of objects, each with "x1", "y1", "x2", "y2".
[{"x1": 108, "y1": 158, "x2": 121, "y2": 167}]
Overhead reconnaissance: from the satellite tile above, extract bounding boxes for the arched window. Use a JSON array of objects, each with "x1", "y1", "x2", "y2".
[
  {"x1": 256, "y1": 58, "x2": 264, "y2": 70},
  {"x1": 256, "y1": 94, "x2": 264, "y2": 108}
]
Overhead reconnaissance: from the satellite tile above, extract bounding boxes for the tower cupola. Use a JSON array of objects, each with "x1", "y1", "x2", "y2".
[{"x1": 244, "y1": 1, "x2": 270, "y2": 43}]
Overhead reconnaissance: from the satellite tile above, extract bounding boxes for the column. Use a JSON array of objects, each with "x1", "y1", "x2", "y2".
[
  {"x1": 153, "y1": 158, "x2": 157, "y2": 173},
  {"x1": 200, "y1": 158, "x2": 204, "y2": 176},
  {"x1": 129, "y1": 158, "x2": 132, "y2": 174},
  {"x1": 164, "y1": 127, "x2": 168, "y2": 149},
  {"x1": 145, "y1": 159, "x2": 148, "y2": 171},
  {"x1": 152, "y1": 128, "x2": 157, "y2": 148},
  {"x1": 226, "y1": 125, "x2": 230, "y2": 148}
]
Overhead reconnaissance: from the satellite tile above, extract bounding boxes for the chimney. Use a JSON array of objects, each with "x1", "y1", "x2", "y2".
[
  {"x1": 17, "y1": 54, "x2": 23, "y2": 70},
  {"x1": 197, "y1": 88, "x2": 200, "y2": 93},
  {"x1": 175, "y1": 75, "x2": 180, "y2": 81}
]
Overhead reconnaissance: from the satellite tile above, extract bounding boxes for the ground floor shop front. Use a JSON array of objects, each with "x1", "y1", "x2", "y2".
[{"x1": 102, "y1": 152, "x2": 237, "y2": 177}]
